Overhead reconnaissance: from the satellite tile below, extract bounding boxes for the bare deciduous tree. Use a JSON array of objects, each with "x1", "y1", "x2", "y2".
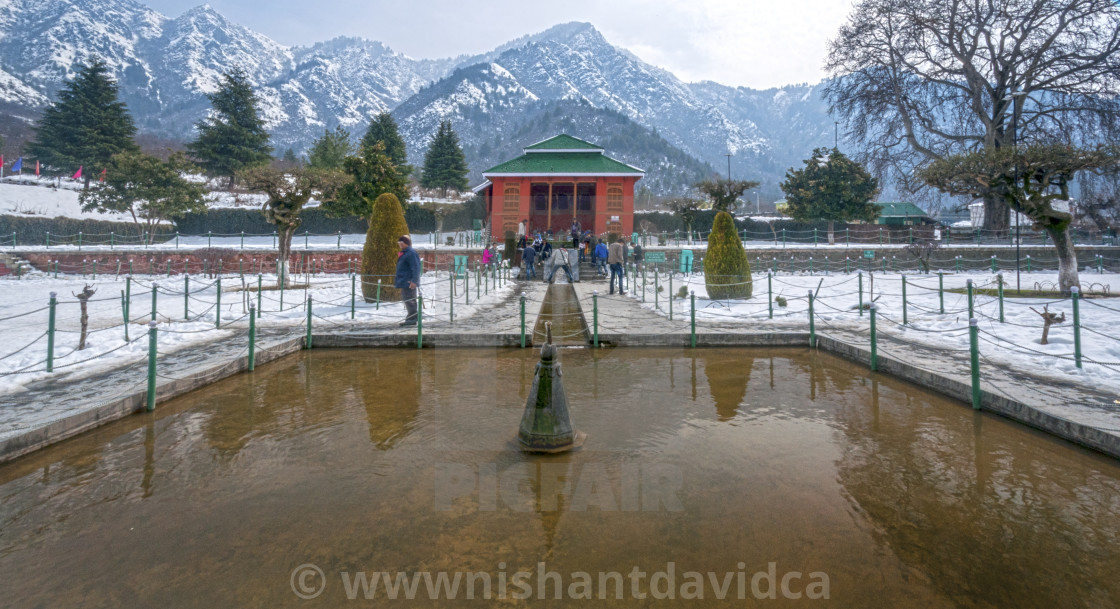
[{"x1": 826, "y1": 0, "x2": 1120, "y2": 232}]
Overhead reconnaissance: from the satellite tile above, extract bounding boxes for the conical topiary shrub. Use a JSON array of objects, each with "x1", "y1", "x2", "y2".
[
  {"x1": 361, "y1": 193, "x2": 410, "y2": 302},
  {"x1": 704, "y1": 211, "x2": 752, "y2": 299}
]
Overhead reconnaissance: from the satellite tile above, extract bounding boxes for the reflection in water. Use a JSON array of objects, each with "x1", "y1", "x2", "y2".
[
  {"x1": 0, "y1": 348, "x2": 1118, "y2": 608},
  {"x1": 703, "y1": 353, "x2": 753, "y2": 421}
]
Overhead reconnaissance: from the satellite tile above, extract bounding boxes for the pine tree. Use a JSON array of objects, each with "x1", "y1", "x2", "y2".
[
  {"x1": 26, "y1": 56, "x2": 138, "y2": 189},
  {"x1": 780, "y1": 148, "x2": 880, "y2": 244},
  {"x1": 307, "y1": 125, "x2": 353, "y2": 170},
  {"x1": 361, "y1": 112, "x2": 410, "y2": 173},
  {"x1": 187, "y1": 68, "x2": 273, "y2": 188},
  {"x1": 420, "y1": 120, "x2": 469, "y2": 197}
]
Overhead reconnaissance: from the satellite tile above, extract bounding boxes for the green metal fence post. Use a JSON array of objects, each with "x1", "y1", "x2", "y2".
[
  {"x1": 351, "y1": 274, "x2": 357, "y2": 320},
  {"x1": 184, "y1": 274, "x2": 189, "y2": 319},
  {"x1": 969, "y1": 318, "x2": 981, "y2": 409},
  {"x1": 858, "y1": 271, "x2": 864, "y2": 317},
  {"x1": 305, "y1": 296, "x2": 312, "y2": 349},
  {"x1": 1026, "y1": 255, "x2": 1032, "y2": 273},
  {"x1": 997, "y1": 273, "x2": 1005, "y2": 323},
  {"x1": 669, "y1": 274, "x2": 674, "y2": 321},
  {"x1": 123, "y1": 277, "x2": 131, "y2": 341},
  {"x1": 376, "y1": 279, "x2": 382, "y2": 309},
  {"x1": 464, "y1": 272, "x2": 469, "y2": 306},
  {"x1": 240, "y1": 231, "x2": 245, "y2": 250},
  {"x1": 869, "y1": 304, "x2": 878, "y2": 371},
  {"x1": 956, "y1": 256, "x2": 962, "y2": 273},
  {"x1": 690, "y1": 291, "x2": 696, "y2": 348},
  {"x1": 417, "y1": 295, "x2": 423, "y2": 349},
  {"x1": 593, "y1": 291, "x2": 599, "y2": 347},
  {"x1": 448, "y1": 273, "x2": 455, "y2": 323},
  {"x1": 938, "y1": 271, "x2": 945, "y2": 314},
  {"x1": 207, "y1": 230, "x2": 212, "y2": 248},
  {"x1": 808, "y1": 290, "x2": 816, "y2": 347},
  {"x1": 151, "y1": 283, "x2": 158, "y2": 322},
  {"x1": 966, "y1": 279, "x2": 974, "y2": 320},
  {"x1": 1071, "y1": 286, "x2": 1082, "y2": 369},
  {"x1": 520, "y1": 293, "x2": 526, "y2": 348},
  {"x1": 215, "y1": 278, "x2": 221, "y2": 328},
  {"x1": 146, "y1": 321, "x2": 158, "y2": 412},
  {"x1": 902, "y1": 274, "x2": 908, "y2": 325},
  {"x1": 46, "y1": 231, "x2": 50, "y2": 248},
  {"x1": 768, "y1": 272, "x2": 774, "y2": 319},
  {"x1": 47, "y1": 292, "x2": 57, "y2": 372},
  {"x1": 110, "y1": 232, "x2": 115, "y2": 249},
  {"x1": 78, "y1": 231, "x2": 82, "y2": 250},
  {"x1": 257, "y1": 274, "x2": 262, "y2": 318},
  {"x1": 248, "y1": 304, "x2": 256, "y2": 371},
  {"x1": 654, "y1": 269, "x2": 659, "y2": 311},
  {"x1": 642, "y1": 267, "x2": 647, "y2": 303},
  {"x1": 990, "y1": 255, "x2": 997, "y2": 273}
]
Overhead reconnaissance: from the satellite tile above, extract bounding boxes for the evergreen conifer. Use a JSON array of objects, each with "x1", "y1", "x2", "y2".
[
  {"x1": 420, "y1": 120, "x2": 469, "y2": 197},
  {"x1": 26, "y1": 56, "x2": 137, "y2": 189},
  {"x1": 187, "y1": 68, "x2": 273, "y2": 188}
]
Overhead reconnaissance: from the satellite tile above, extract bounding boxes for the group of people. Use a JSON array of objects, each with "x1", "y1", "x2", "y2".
[
  {"x1": 393, "y1": 223, "x2": 649, "y2": 325},
  {"x1": 514, "y1": 218, "x2": 645, "y2": 294}
]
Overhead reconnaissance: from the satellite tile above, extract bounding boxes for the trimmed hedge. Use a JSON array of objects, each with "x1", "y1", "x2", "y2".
[
  {"x1": 0, "y1": 215, "x2": 173, "y2": 245},
  {"x1": 704, "y1": 212, "x2": 752, "y2": 299},
  {"x1": 176, "y1": 207, "x2": 367, "y2": 235},
  {"x1": 362, "y1": 194, "x2": 410, "y2": 303}
]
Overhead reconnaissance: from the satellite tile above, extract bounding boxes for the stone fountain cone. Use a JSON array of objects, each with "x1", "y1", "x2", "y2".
[{"x1": 518, "y1": 322, "x2": 586, "y2": 453}]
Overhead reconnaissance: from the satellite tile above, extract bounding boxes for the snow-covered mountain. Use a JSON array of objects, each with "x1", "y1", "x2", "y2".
[{"x1": 0, "y1": 1, "x2": 837, "y2": 195}]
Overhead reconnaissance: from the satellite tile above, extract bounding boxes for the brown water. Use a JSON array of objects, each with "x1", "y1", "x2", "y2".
[
  {"x1": 532, "y1": 284, "x2": 589, "y2": 345},
  {"x1": 1, "y1": 348, "x2": 1119, "y2": 608}
]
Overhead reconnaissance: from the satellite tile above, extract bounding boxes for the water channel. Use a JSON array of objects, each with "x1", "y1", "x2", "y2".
[{"x1": 1, "y1": 348, "x2": 1118, "y2": 606}]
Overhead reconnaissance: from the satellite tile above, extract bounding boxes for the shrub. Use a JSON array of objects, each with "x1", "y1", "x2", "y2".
[
  {"x1": 504, "y1": 230, "x2": 517, "y2": 266},
  {"x1": 704, "y1": 211, "x2": 752, "y2": 299},
  {"x1": 361, "y1": 193, "x2": 410, "y2": 302}
]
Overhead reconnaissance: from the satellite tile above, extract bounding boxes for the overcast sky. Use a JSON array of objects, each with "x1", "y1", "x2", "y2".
[{"x1": 142, "y1": 0, "x2": 854, "y2": 89}]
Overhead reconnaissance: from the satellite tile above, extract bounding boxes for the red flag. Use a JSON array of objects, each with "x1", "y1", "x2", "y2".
[
  {"x1": 99, "y1": 168, "x2": 106, "y2": 182},
  {"x1": 72, "y1": 166, "x2": 82, "y2": 180}
]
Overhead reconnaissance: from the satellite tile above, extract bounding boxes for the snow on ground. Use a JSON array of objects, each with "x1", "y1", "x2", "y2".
[
  {"x1": 0, "y1": 180, "x2": 132, "y2": 221},
  {"x1": 0, "y1": 267, "x2": 513, "y2": 395},
  {"x1": 630, "y1": 269, "x2": 1120, "y2": 395},
  {"x1": 10, "y1": 231, "x2": 480, "y2": 252}
]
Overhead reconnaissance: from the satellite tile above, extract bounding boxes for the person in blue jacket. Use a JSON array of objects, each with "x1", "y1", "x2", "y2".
[{"x1": 395, "y1": 235, "x2": 421, "y2": 326}]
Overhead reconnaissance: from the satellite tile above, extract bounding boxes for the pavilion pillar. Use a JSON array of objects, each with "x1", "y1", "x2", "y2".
[{"x1": 546, "y1": 181, "x2": 553, "y2": 234}]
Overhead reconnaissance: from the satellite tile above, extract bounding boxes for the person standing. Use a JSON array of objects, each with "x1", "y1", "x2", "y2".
[
  {"x1": 632, "y1": 242, "x2": 644, "y2": 271},
  {"x1": 395, "y1": 236, "x2": 421, "y2": 326},
  {"x1": 547, "y1": 247, "x2": 574, "y2": 284},
  {"x1": 522, "y1": 243, "x2": 537, "y2": 280},
  {"x1": 518, "y1": 219, "x2": 527, "y2": 240},
  {"x1": 570, "y1": 220, "x2": 581, "y2": 249},
  {"x1": 608, "y1": 239, "x2": 625, "y2": 295}
]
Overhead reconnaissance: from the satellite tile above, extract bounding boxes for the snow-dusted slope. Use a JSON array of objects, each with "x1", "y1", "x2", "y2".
[{"x1": 0, "y1": 3, "x2": 837, "y2": 194}]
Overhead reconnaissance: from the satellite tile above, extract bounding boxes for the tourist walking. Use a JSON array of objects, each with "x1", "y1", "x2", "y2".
[
  {"x1": 395, "y1": 236, "x2": 421, "y2": 326},
  {"x1": 608, "y1": 239, "x2": 624, "y2": 295},
  {"x1": 632, "y1": 242, "x2": 644, "y2": 271},
  {"x1": 482, "y1": 244, "x2": 493, "y2": 266},
  {"x1": 594, "y1": 240, "x2": 608, "y2": 277}
]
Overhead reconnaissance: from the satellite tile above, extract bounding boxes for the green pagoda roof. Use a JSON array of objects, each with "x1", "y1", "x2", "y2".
[
  {"x1": 523, "y1": 134, "x2": 604, "y2": 152},
  {"x1": 874, "y1": 201, "x2": 928, "y2": 217},
  {"x1": 482, "y1": 134, "x2": 644, "y2": 177}
]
